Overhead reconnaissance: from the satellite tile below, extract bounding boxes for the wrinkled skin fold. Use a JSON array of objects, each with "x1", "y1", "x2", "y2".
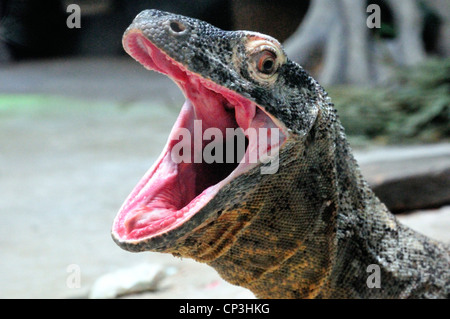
[{"x1": 112, "y1": 10, "x2": 450, "y2": 298}]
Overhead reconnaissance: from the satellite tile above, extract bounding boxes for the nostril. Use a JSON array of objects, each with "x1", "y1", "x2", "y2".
[{"x1": 169, "y1": 21, "x2": 186, "y2": 33}]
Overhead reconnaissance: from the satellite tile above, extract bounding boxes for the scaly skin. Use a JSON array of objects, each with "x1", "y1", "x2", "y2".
[{"x1": 112, "y1": 10, "x2": 450, "y2": 298}]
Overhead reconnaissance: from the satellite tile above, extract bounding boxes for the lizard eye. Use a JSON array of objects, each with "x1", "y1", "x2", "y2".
[
  {"x1": 255, "y1": 50, "x2": 277, "y2": 75},
  {"x1": 245, "y1": 39, "x2": 285, "y2": 83}
]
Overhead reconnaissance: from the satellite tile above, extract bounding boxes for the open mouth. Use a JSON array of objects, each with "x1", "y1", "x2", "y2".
[{"x1": 112, "y1": 30, "x2": 287, "y2": 243}]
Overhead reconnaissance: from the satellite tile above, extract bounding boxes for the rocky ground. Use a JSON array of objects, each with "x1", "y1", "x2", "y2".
[{"x1": 0, "y1": 57, "x2": 448, "y2": 299}]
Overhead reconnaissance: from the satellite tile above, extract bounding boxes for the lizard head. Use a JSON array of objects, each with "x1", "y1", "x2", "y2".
[{"x1": 112, "y1": 10, "x2": 323, "y2": 255}]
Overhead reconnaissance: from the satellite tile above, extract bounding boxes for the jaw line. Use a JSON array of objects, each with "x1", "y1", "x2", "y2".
[{"x1": 112, "y1": 29, "x2": 289, "y2": 246}]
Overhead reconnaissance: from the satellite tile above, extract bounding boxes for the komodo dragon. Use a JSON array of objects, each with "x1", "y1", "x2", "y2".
[{"x1": 112, "y1": 10, "x2": 449, "y2": 298}]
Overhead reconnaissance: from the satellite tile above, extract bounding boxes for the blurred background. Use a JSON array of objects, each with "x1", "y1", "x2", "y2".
[{"x1": 0, "y1": 0, "x2": 448, "y2": 298}]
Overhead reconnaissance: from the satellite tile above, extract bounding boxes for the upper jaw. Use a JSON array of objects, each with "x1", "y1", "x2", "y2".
[{"x1": 113, "y1": 26, "x2": 289, "y2": 250}]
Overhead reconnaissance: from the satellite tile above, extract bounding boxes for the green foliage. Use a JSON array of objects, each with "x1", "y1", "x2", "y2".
[{"x1": 329, "y1": 58, "x2": 450, "y2": 145}]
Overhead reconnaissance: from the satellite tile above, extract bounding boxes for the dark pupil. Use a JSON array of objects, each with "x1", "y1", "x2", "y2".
[{"x1": 263, "y1": 59, "x2": 274, "y2": 72}]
